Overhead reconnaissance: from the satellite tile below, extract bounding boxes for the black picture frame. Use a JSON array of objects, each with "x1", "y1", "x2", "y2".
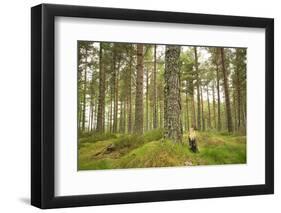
[{"x1": 31, "y1": 3, "x2": 274, "y2": 209}]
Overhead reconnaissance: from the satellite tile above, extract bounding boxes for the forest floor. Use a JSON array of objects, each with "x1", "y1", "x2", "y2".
[{"x1": 78, "y1": 130, "x2": 246, "y2": 170}]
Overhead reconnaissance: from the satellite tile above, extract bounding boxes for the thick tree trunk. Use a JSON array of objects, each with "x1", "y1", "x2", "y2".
[
  {"x1": 134, "y1": 44, "x2": 144, "y2": 134},
  {"x1": 194, "y1": 47, "x2": 201, "y2": 130},
  {"x1": 97, "y1": 43, "x2": 105, "y2": 132},
  {"x1": 164, "y1": 45, "x2": 182, "y2": 143},
  {"x1": 220, "y1": 47, "x2": 233, "y2": 133}
]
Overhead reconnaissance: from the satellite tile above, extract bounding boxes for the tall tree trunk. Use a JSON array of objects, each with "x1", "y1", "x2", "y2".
[
  {"x1": 115, "y1": 62, "x2": 119, "y2": 132},
  {"x1": 236, "y1": 49, "x2": 242, "y2": 131},
  {"x1": 119, "y1": 99, "x2": 123, "y2": 132},
  {"x1": 94, "y1": 101, "x2": 98, "y2": 130},
  {"x1": 233, "y1": 90, "x2": 237, "y2": 132},
  {"x1": 190, "y1": 84, "x2": 196, "y2": 128},
  {"x1": 220, "y1": 47, "x2": 233, "y2": 133},
  {"x1": 212, "y1": 80, "x2": 216, "y2": 129},
  {"x1": 90, "y1": 99, "x2": 96, "y2": 131},
  {"x1": 81, "y1": 51, "x2": 88, "y2": 132},
  {"x1": 153, "y1": 45, "x2": 158, "y2": 129},
  {"x1": 109, "y1": 85, "x2": 113, "y2": 132},
  {"x1": 112, "y1": 48, "x2": 119, "y2": 133},
  {"x1": 159, "y1": 96, "x2": 164, "y2": 129},
  {"x1": 97, "y1": 43, "x2": 105, "y2": 132},
  {"x1": 88, "y1": 69, "x2": 95, "y2": 132},
  {"x1": 200, "y1": 85, "x2": 205, "y2": 131},
  {"x1": 185, "y1": 80, "x2": 190, "y2": 131},
  {"x1": 194, "y1": 47, "x2": 201, "y2": 130},
  {"x1": 146, "y1": 67, "x2": 149, "y2": 131},
  {"x1": 90, "y1": 100, "x2": 94, "y2": 131},
  {"x1": 206, "y1": 85, "x2": 211, "y2": 129},
  {"x1": 164, "y1": 45, "x2": 182, "y2": 143},
  {"x1": 215, "y1": 55, "x2": 222, "y2": 131},
  {"x1": 127, "y1": 51, "x2": 133, "y2": 133},
  {"x1": 134, "y1": 44, "x2": 144, "y2": 134}
]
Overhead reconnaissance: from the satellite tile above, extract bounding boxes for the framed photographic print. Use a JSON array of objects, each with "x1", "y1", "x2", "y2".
[{"x1": 31, "y1": 3, "x2": 274, "y2": 209}]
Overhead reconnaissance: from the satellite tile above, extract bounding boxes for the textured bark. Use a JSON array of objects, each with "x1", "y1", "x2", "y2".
[
  {"x1": 233, "y1": 90, "x2": 237, "y2": 131},
  {"x1": 220, "y1": 48, "x2": 233, "y2": 133},
  {"x1": 212, "y1": 80, "x2": 217, "y2": 129},
  {"x1": 81, "y1": 49, "x2": 88, "y2": 132},
  {"x1": 159, "y1": 96, "x2": 164, "y2": 129},
  {"x1": 146, "y1": 66, "x2": 149, "y2": 131},
  {"x1": 97, "y1": 43, "x2": 105, "y2": 132},
  {"x1": 109, "y1": 85, "x2": 113, "y2": 132},
  {"x1": 114, "y1": 62, "x2": 119, "y2": 132},
  {"x1": 200, "y1": 85, "x2": 205, "y2": 131},
  {"x1": 185, "y1": 80, "x2": 190, "y2": 131},
  {"x1": 215, "y1": 54, "x2": 222, "y2": 131},
  {"x1": 206, "y1": 85, "x2": 211, "y2": 129},
  {"x1": 134, "y1": 44, "x2": 144, "y2": 134},
  {"x1": 194, "y1": 47, "x2": 201, "y2": 130},
  {"x1": 90, "y1": 100, "x2": 96, "y2": 131},
  {"x1": 88, "y1": 66, "x2": 95, "y2": 132},
  {"x1": 153, "y1": 45, "x2": 158, "y2": 129},
  {"x1": 235, "y1": 49, "x2": 242, "y2": 130},
  {"x1": 119, "y1": 99, "x2": 124, "y2": 133},
  {"x1": 112, "y1": 46, "x2": 119, "y2": 133},
  {"x1": 164, "y1": 45, "x2": 182, "y2": 143},
  {"x1": 127, "y1": 51, "x2": 133, "y2": 133},
  {"x1": 190, "y1": 83, "x2": 196, "y2": 128}
]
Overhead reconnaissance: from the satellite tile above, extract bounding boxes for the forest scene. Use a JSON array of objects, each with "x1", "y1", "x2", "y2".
[{"x1": 78, "y1": 41, "x2": 247, "y2": 170}]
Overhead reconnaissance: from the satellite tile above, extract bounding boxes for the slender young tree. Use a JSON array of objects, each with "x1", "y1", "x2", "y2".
[
  {"x1": 194, "y1": 47, "x2": 201, "y2": 130},
  {"x1": 81, "y1": 47, "x2": 88, "y2": 132},
  {"x1": 215, "y1": 49, "x2": 222, "y2": 131},
  {"x1": 153, "y1": 44, "x2": 158, "y2": 129},
  {"x1": 185, "y1": 80, "x2": 190, "y2": 131},
  {"x1": 145, "y1": 66, "x2": 149, "y2": 131},
  {"x1": 97, "y1": 43, "x2": 105, "y2": 132},
  {"x1": 127, "y1": 47, "x2": 133, "y2": 133},
  {"x1": 200, "y1": 85, "x2": 205, "y2": 131},
  {"x1": 212, "y1": 80, "x2": 217, "y2": 129},
  {"x1": 206, "y1": 85, "x2": 211, "y2": 129}
]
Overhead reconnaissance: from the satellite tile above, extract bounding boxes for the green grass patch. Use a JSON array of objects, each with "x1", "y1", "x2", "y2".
[{"x1": 79, "y1": 132, "x2": 117, "y2": 144}]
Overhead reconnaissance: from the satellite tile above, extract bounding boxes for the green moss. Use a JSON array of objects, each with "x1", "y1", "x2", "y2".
[{"x1": 78, "y1": 131, "x2": 246, "y2": 170}]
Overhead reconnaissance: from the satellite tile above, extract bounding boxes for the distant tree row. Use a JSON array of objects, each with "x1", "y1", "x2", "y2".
[{"x1": 78, "y1": 41, "x2": 246, "y2": 142}]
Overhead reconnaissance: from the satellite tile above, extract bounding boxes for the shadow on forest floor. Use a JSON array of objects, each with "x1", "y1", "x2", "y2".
[{"x1": 78, "y1": 130, "x2": 246, "y2": 170}]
